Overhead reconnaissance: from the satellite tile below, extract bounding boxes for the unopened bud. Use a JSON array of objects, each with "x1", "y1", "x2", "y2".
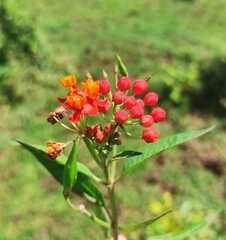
[
  {"x1": 46, "y1": 141, "x2": 64, "y2": 159},
  {"x1": 47, "y1": 106, "x2": 66, "y2": 124}
]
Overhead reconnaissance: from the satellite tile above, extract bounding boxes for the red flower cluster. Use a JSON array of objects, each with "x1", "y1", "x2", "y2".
[
  {"x1": 113, "y1": 76, "x2": 166, "y2": 143},
  {"x1": 49, "y1": 73, "x2": 166, "y2": 144},
  {"x1": 85, "y1": 123, "x2": 121, "y2": 145}
]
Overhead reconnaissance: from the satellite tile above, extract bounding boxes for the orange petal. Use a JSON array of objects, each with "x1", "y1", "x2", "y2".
[
  {"x1": 66, "y1": 94, "x2": 87, "y2": 110},
  {"x1": 60, "y1": 75, "x2": 77, "y2": 88},
  {"x1": 81, "y1": 79, "x2": 100, "y2": 98}
]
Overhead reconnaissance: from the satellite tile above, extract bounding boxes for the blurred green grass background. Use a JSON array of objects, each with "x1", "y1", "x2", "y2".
[{"x1": 0, "y1": 0, "x2": 226, "y2": 239}]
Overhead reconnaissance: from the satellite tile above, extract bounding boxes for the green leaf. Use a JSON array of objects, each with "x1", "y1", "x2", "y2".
[
  {"x1": 63, "y1": 141, "x2": 78, "y2": 197},
  {"x1": 57, "y1": 154, "x2": 102, "y2": 182},
  {"x1": 149, "y1": 220, "x2": 208, "y2": 240},
  {"x1": 17, "y1": 141, "x2": 104, "y2": 205},
  {"x1": 169, "y1": 221, "x2": 207, "y2": 240},
  {"x1": 120, "y1": 209, "x2": 172, "y2": 233},
  {"x1": 114, "y1": 150, "x2": 142, "y2": 159},
  {"x1": 123, "y1": 126, "x2": 215, "y2": 175},
  {"x1": 116, "y1": 54, "x2": 128, "y2": 76}
]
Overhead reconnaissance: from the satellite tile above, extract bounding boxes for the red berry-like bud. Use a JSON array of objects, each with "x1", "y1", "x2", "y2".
[
  {"x1": 85, "y1": 125, "x2": 96, "y2": 137},
  {"x1": 136, "y1": 99, "x2": 144, "y2": 108},
  {"x1": 140, "y1": 115, "x2": 154, "y2": 127},
  {"x1": 123, "y1": 96, "x2": 136, "y2": 110},
  {"x1": 104, "y1": 123, "x2": 113, "y2": 136},
  {"x1": 95, "y1": 129, "x2": 105, "y2": 144},
  {"x1": 130, "y1": 105, "x2": 144, "y2": 119},
  {"x1": 97, "y1": 99, "x2": 110, "y2": 113},
  {"x1": 100, "y1": 79, "x2": 111, "y2": 94},
  {"x1": 113, "y1": 91, "x2": 125, "y2": 104},
  {"x1": 115, "y1": 110, "x2": 129, "y2": 124},
  {"x1": 133, "y1": 79, "x2": 148, "y2": 95},
  {"x1": 117, "y1": 76, "x2": 131, "y2": 91},
  {"x1": 144, "y1": 92, "x2": 159, "y2": 106},
  {"x1": 142, "y1": 127, "x2": 160, "y2": 143},
  {"x1": 151, "y1": 107, "x2": 166, "y2": 122}
]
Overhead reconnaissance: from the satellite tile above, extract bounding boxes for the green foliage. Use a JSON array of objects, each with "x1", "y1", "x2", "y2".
[
  {"x1": 161, "y1": 61, "x2": 200, "y2": 105},
  {"x1": 113, "y1": 150, "x2": 142, "y2": 159},
  {"x1": 146, "y1": 192, "x2": 219, "y2": 240},
  {"x1": 0, "y1": 0, "x2": 39, "y2": 62},
  {"x1": 122, "y1": 126, "x2": 214, "y2": 175},
  {"x1": 120, "y1": 210, "x2": 172, "y2": 233},
  {"x1": 17, "y1": 141, "x2": 104, "y2": 206},
  {"x1": 63, "y1": 141, "x2": 78, "y2": 197},
  {"x1": 116, "y1": 54, "x2": 128, "y2": 76},
  {"x1": 0, "y1": 0, "x2": 42, "y2": 104}
]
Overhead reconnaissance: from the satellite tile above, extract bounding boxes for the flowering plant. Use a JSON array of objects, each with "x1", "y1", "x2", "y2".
[{"x1": 18, "y1": 56, "x2": 214, "y2": 240}]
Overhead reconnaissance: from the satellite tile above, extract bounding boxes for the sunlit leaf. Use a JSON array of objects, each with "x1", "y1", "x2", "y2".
[
  {"x1": 63, "y1": 141, "x2": 77, "y2": 197},
  {"x1": 116, "y1": 54, "x2": 128, "y2": 76},
  {"x1": 114, "y1": 150, "x2": 143, "y2": 159},
  {"x1": 120, "y1": 209, "x2": 172, "y2": 233},
  {"x1": 123, "y1": 126, "x2": 215, "y2": 175},
  {"x1": 149, "y1": 220, "x2": 208, "y2": 240},
  {"x1": 17, "y1": 141, "x2": 104, "y2": 205}
]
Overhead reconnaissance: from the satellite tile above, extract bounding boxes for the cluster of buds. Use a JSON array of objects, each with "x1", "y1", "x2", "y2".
[
  {"x1": 112, "y1": 76, "x2": 166, "y2": 143},
  {"x1": 85, "y1": 123, "x2": 121, "y2": 145},
  {"x1": 47, "y1": 68, "x2": 166, "y2": 152}
]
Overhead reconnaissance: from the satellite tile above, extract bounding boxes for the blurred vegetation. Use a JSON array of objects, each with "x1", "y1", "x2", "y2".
[{"x1": 0, "y1": 0, "x2": 226, "y2": 239}]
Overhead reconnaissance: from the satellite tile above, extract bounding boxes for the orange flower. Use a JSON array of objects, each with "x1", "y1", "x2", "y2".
[
  {"x1": 60, "y1": 75, "x2": 77, "y2": 88},
  {"x1": 66, "y1": 93, "x2": 87, "y2": 110},
  {"x1": 81, "y1": 79, "x2": 100, "y2": 98}
]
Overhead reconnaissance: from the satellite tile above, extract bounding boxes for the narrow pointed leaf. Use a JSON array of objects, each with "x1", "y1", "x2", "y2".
[
  {"x1": 17, "y1": 141, "x2": 104, "y2": 205},
  {"x1": 120, "y1": 209, "x2": 172, "y2": 233},
  {"x1": 168, "y1": 221, "x2": 208, "y2": 240},
  {"x1": 58, "y1": 155, "x2": 102, "y2": 182},
  {"x1": 123, "y1": 126, "x2": 215, "y2": 175},
  {"x1": 149, "y1": 220, "x2": 208, "y2": 240},
  {"x1": 116, "y1": 54, "x2": 128, "y2": 76},
  {"x1": 114, "y1": 150, "x2": 142, "y2": 159},
  {"x1": 63, "y1": 141, "x2": 77, "y2": 197}
]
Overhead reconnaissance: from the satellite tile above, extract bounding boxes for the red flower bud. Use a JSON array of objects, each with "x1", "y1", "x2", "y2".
[
  {"x1": 123, "y1": 96, "x2": 136, "y2": 110},
  {"x1": 100, "y1": 79, "x2": 111, "y2": 94},
  {"x1": 97, "y1": 99, "x2": 110, "y2": 113},
  {"x1": 117, "y1": 76, "x2": 131, "y2": 91},
  {"x1": 113, "y1": 91, "x2": 125, "y2": 104},
  {"x1": 140, "y1": 115, "x2": 154, "y2": 127},
  {"x1": 133, "y1": 79, "x2": 148, "y2": 95},
  {"x1": 130, "y1": 105, "x2": 144, "y2": 119},
  {"x1": 85, "y1": 125, "x2": 96, "y2": 137},
  {"x1": 136, "y1": 99, "x2": 144, "y2": 108},
  {"x1": 46, "y1": 141, "x2": 64, "y2": 159},
  {"x1": 144, "y1": 92, "x2": 159, "y2": 106},
  {"x1": 115, "y1": 110, "x2": 129, "y2": 124},
  {"x1": 95, "y1": 129, "x2": 105, "y2": 144},
  {"x1": 104, "y1": 123, "x2": 113, "y2": 136},
  {"x1": 151, "y1": 107, "x2": 166, "y2": 122},
  {"x1": 142, "y1": 127, "x2": 160, "y2": 143}
]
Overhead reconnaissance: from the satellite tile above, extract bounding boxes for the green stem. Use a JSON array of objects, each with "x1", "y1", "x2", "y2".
[
  {"x1": 103, "y1": 148, "x2": 119, "y2": 240},
  {"x1": 108, "y1": 185, "x2": 118, "y2": 240},
  {"x1": 110, "y1": 145, "x2": 117, "y2": 183},
  {"x1": 84, "y1": 135, "x2": 119, "y2": 239},
  {"x1": 83, "y1": 137, "x2": 101, "y2": 167},
  {"x1": 66, "y1": 198, "x2": 110, "y2": 229}
]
